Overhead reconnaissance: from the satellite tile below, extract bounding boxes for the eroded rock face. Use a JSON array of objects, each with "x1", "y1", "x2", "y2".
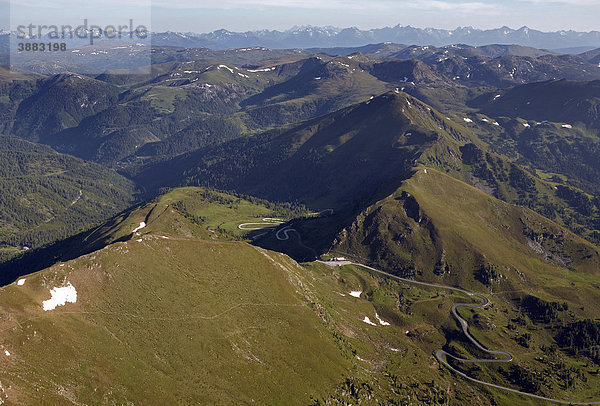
[
  {"x1": 473, "y1": 313, "x2": 495, "y2": 330},
  {"x1": 522, "y1": 222, "x2": 573, "y2": 269},
  {"x1": 400, "y1": 191, "x2": 422, "y2": 223}
]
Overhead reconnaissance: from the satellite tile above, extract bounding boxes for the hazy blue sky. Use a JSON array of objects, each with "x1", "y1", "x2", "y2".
[{"x1": 3, "y1": 0, "x2": 600, "y2": 32}]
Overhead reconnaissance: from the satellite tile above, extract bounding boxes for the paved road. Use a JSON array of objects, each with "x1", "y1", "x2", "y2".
[
  {"x1": 240, "y1": 218, "x2": 600, "y2": 403},
  {"x1": 238, "y1": 218, "x2": 284, "y2": 240},
  {"x1": 276, "y1": 226, "x2": 318, "y2": 260},
  {"x1": 238, "y1": 218, "x2": 283, "y2": 230},
  {"x1": 320, "y1": 261, "x2": 511, "y2": 361},
  {"x1": 318, "y1": 261, "x2": 600, "y2": 404}
]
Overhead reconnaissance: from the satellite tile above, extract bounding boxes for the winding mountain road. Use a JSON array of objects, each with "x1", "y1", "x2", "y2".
[
  {"x1": 238, "y1": 218, "x2": 284, "y2": 240},
  {"x1": 238, "y1": 218, "x2": 283, "y2": 230},
  {"x1": 349, "y1": 263, "x2": 513, "y2": 361},
  {"x1": 275, "y1": 226, "x2": 319, "y2": 260},
  {"x1": 321, "y1": 260, "x2": 600, "y2": 404},
  {"x1": 245, "y1": 216, "x2": 600, "y2": 404}
]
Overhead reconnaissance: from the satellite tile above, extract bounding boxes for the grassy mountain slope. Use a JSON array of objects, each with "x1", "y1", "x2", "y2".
[
  {"x1": 127, "y1": 77, "x2": 600, "y2": 255},
  {"x1": 10, "y1": 50, "x2": 600, "y2": 174},
  {"x1": 462, "y1": 81, "x2": 600, "y2": 242},
  {"x1": 17, "y1": 56, "x2": 397, "y2": 169},
  {"x1": 133, "y1": 88, "x2": 600, "y2": 247},
  {"x1": 136, "y1": 91, "x2": 469, "y2": 208},
  {"x1": 392, "y1": 46, "x2": 600, "y2": 87},
  {"x1": 329, "y1": 168, "x2": 600, "y2": 402},
  {"x1": 334, "y1": 168, "x2": 600, "y2": 288},
  {"x1": 0, "y1": 68, "x2": 39, "y2": 135},
  {"x1": 2, "y1": 185, "x2": 600, "y2": 404},
  {"x1": 474, "y1": 79, "x2": 600, "y2": 129},
  {"x1": 0, "y1": 187, "x2": 492, "y2": 404},
  {"x1": 3, "y1": 48, "x2": 600, "y2": 405},
  {"x1": 0, "y1": 136, "x2": 138, "y2": 262},
  {"x1": 0, "y1": 236, "x2": 350, "y2": 404},
  {"x1": 12, "y1": 73, "x2": 120, "y2": 142},
  {"x1": 239, "y1": 55, "x2": 395, "y2": 128}
]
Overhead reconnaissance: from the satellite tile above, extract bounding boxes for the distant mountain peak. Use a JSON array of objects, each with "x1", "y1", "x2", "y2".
[{"x1": 146, "y1": 25, "x2": 600, "y2": 50}]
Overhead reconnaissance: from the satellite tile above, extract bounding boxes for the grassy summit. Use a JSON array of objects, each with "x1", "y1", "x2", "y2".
[{"x1": 1, "y1": 186, "x2": 600, "y2": 404}]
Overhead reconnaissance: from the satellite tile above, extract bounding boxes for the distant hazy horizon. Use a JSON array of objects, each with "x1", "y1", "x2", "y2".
[
  {"x1": 2, "y1": 21, "x2": 600, "y2": 36},
  {"x1": 146, "y1": 23, "x2": 600, "y2": 35}
]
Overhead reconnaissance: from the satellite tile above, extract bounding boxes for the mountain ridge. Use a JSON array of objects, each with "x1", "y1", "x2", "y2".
[
  {"x1": 3, "y1": 25, "x2": 600, "y2": 55},
  {"x1": 150, "y1": 25, "x2": 600, "y2": 50}
]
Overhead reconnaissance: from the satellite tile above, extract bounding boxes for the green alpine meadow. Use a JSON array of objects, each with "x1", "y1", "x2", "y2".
[{"x1": 2, "y1": 2, "x2": 600, "y2": 404}]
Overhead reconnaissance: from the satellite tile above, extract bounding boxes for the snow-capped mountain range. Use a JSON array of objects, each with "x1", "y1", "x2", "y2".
[
  {"x1": 2, "y1": 25, "x2": 600, "y2": 53},
  {"x1": 151, "y1": 25, "x2": 600, "y2": 50}
]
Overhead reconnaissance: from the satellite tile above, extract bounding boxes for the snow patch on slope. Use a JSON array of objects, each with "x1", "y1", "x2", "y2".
[
  {"x1": 247, "y1": 67, "x2": 275, "y2": 72},
  {"x1": 132, "y1": 222, "x2": 146, "y2": 233},
  {"x1": 375, "y1": 313, "x2": 391, "y2": 326},
  {"x1": 362, "y1": 316, "x2": 377, "y2": 326},
  {"x1": 42, "y1": 282, "x2": 77, "y2": 311},
  {"x1": 217, "y1": 64, "x2": 234, "y2": 73}
]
